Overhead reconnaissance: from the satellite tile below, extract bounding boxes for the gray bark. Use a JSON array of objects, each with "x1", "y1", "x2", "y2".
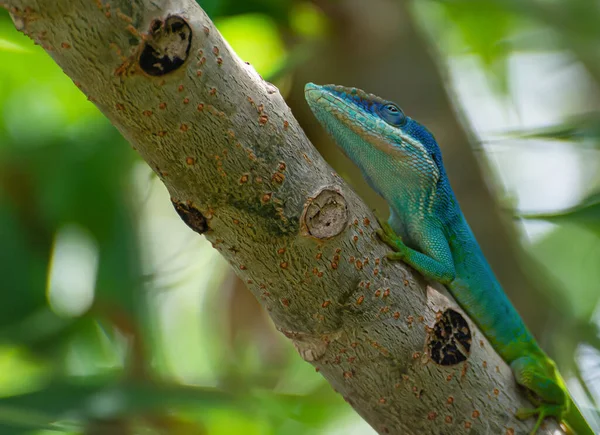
[{"x1": 2, "y1": 0, "x2": 562, "y2": 433}]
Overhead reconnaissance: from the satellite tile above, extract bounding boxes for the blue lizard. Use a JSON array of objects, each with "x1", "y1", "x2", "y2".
[{"x1": 304, "y1": 83, "x2": 593, "y2": 435}]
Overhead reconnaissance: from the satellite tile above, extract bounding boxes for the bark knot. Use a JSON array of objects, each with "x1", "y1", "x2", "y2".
[
  {"x1": 302, "y1": 188, "x2": 348, "y2": 239},
  {"x1": 140, "y1": 15, "x2": 192, "y2": 76},
  {"x1": 171, "y1": 198, "x2": 208, "y2": 234},
  {"x1": 427, "y1": 308, "x2": 472, "y2": 366}
]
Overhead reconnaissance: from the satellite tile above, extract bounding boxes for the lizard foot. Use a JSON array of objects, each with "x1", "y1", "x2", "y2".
[
  {"x1": 376, "y1": 220, "x2": 407, "y2": 252},
  {"x1": 516, "y1": 404, "x2": 564, "y2": 435}
]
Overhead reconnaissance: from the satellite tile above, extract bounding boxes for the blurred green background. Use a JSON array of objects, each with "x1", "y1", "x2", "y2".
[{"x1": 1, "y1": 0, "x2": 600, "y2": 434}]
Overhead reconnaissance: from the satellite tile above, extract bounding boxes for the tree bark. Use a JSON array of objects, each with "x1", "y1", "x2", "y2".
[{"x1": 2, "y1": 0, "x2": 561, "y2": 433}]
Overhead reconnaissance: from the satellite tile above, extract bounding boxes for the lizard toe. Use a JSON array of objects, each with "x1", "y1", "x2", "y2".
[
  {"x1": 376, "y1": 230, "x2": 399, "y2": 248},
  {"x1": 385, "y1": 252, "x2": 405, "y2": 261}
]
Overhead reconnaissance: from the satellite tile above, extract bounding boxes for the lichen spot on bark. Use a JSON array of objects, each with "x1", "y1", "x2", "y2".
[
  {"x1": 427, "y1": 309, "x2": 472, "y2": 366},
  {"x1": 303, "y1": 188, "x2": 348, "y2": 239},
  {"x1": 140, "y1": 16, "x2": 192, "y2": 76},
  {"x1": 171, "y1": 198, "x2": 209, "y2": 235}
]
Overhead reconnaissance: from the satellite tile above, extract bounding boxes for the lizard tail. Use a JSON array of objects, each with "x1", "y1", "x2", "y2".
[{"x1": 563, "y1": 397, "x2": 596, "y2": 435}]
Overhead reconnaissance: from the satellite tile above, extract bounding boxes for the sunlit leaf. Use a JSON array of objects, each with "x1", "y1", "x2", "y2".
[
  {"x1": 0, "y1": 20, "x2": 97, "y2": 123},
  {"x1": 214, "y1": 14, "x2": 286, "y2": 77},
  {"x1": 0, "y1": 346, "x2": 48, "y2": 398},
  {"x1": 198, "y1": 0, "x2": 293, "y2": 25},
  {"x1": 0, "y1": 37, "x2": 28, "y2": 53},
  {"x1": 290, "y1": 2, "x2": 328, "y2": 38}
]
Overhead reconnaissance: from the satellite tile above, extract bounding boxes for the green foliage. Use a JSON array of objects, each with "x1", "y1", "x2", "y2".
[
  {"x1": 214, "y1": 14, "x2": 286, "y2": 77},
  {"x1": 424, "y1": 0, "x2": 600, "y2": 93},
  {"x1": 433, "y1": 1, "x2": 518, "y2": 92},
  {"x1": 521, "y1": 192, "x2": 600, "y2": 234},
  {"x1": 531, "y1": 223, "x2": 600, "y2": 320},
  {"x1": 0, "y1": 379, "x2": 239, "y2": 433},
  {"x1": 199, "y1": 0, "x2": 293, "y2": 25}
]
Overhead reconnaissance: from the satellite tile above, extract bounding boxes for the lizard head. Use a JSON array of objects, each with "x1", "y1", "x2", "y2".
[{"x1": 305, "y1": 83, "x2": 446, "y2": 205}]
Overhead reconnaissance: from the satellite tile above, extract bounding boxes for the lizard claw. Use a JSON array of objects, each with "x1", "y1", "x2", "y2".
[
  {"x1": 376, "y1": 228, "x2": 398, "y2": 248},
  {"x1": 372, "y1": 217, "x2": 414, "y2": 263},
  {"x1": 376, "y1": 220, "x2": 404, "y2": 250},
  {"x1": 376, "y1": 219, "x2": 410, "y2": 261},
  {"x1": 377, "y1": 221, "x2": 398, "y2": 238}
]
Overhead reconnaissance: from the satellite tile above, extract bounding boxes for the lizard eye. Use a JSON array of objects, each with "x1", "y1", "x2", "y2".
[{"x1": 379, "y1": 103, "x2": 407, "y2": 127}]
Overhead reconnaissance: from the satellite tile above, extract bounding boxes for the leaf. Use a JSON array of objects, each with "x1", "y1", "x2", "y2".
[
  {"x1": 519, "y1": 192, "x2": 600, "y2": 234},
  {"x1": 0, "y1": 380, "x2": 240, "y2": 432},
  {"x1": 265, "y1": 384, "x2": 349, "y2": 428},
  {"x1": 214, "y1": 14, "x2": 286, "y2": 77},
  {"x1": 198, "y1": 0, "x2": 294, "y2": 25},
  {"x1": 529, "y1": 223, "x2": 600, "y2": 320},
  {"x1": 0, "y1": 407, "x2": 75, "y2": 434},
  {"x1": 0, "y1": 38, "x2": 29, "y2": 53},
  {"x1": 0, "y1": 199, "x2": 52, "y2": 329},
  {"x1": 0, "y1": 380, "x2": 343, "y2": 433},
  {"x1": 433, "y1": 1, "x2": 519, "y2": 94},
  {"x1": 497, "y1": 113, "x2": 600, "y2": 146}
]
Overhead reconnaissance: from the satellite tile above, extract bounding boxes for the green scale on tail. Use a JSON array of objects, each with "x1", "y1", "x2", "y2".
[{"x1": 304, "y1": 83, "x2": 593, "y2": 435}]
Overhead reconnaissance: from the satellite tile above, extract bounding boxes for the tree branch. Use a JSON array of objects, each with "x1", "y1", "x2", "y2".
[{"x1": 2, "y1": 0, "x2": 561, "y2": 433}]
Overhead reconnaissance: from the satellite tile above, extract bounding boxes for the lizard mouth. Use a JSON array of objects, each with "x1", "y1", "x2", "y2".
[
  {"x1": 304, "y1": 83, "x2": 409, "y2": 159},
  {"x1": 304, "y1": 83, "x2": 362, "y2": 120}
]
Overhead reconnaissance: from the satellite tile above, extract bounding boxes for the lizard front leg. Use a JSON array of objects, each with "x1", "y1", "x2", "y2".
[{"x1": 376, "y1": 219, "x2": 456, "y2": 285}]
